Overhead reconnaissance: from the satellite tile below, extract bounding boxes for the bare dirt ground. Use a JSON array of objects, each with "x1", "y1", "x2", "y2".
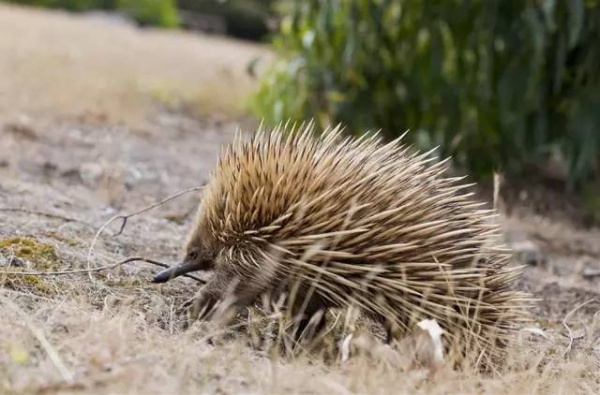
[{"x1": 1, "y1": 4, "x2": 599, "y2": 394}]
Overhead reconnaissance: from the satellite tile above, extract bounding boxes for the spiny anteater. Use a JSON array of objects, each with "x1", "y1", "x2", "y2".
[{"x1": 153, "y1": 122, "x2": 533, "y2": 368}]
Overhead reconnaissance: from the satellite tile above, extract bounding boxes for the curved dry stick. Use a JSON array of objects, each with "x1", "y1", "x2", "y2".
[
  {"x1": 85, "y1": 185, "x2": 205, "y2": 282},
  {"x1": 562, "y1": 298, "x2": 597, "y2": 358},
  {"x1": 0, "y1": 256, "x2": 206, "y2": 284}
]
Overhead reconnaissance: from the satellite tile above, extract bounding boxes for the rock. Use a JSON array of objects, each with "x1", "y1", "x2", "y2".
[
  {"x1": 79, "y1": 162, "x2": 105, "y2": 186},
  {"x1": 510, "y1": 240, "x2": 547, "y2": 266},
  {"x1": 0, "y1": 251, "x2": 26, "y2": 268}
]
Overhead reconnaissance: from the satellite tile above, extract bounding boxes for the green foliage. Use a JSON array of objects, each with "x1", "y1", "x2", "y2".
[
  {"x1": 3, "y1": 0, "x2": 180, "y2": 28},
  {"x1": 178, "y1": 0, "x2": 273, "y2": 41},
  {"x1": 253, "y1": 0, "x2": 600, "y2": 188},
  {"x1": 4, "y1": 0, "x2": 100, "y2": 11},
  {"x1": 116, "y1": 0, "x2": 179, "y2": 27}
]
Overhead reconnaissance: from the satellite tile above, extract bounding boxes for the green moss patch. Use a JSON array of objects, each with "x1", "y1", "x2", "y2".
[
  {"x1": 1, "y1": 275, "x2": 55, "y2": 296},
  {"x1": 0, "y1": 236, "x2": 62, "y2": 270},
  {"x1": 0, "y1": 237, "x2": 62, "y2": 296}
]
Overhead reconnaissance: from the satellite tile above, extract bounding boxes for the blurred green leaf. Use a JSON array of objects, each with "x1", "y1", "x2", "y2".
[{"x1": 567, "y1": 0, "x2": 585, "y2": 48}]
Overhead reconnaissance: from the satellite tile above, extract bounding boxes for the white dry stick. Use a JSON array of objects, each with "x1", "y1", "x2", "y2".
[
  {"x1": 520, "y1": 326, "x2": 552, "y2": 340},
  {"x1": 562, "y1": 299, "x2": 597, "y2": 357},
  {"x1": 493, "y1": 172, "x2": 501, "y2": 212},
  {"x1": 339, "y1": 333, "x2": 354, "y2": 363},
  {"x1": 416, "y1": 318, "x2": 445, "y2": 368},
  {"x1": 0, "y1": 294, "x2": 75, "y2": 383}
]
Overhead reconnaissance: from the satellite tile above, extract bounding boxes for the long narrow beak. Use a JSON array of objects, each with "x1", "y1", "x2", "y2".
[{"x1": 152, "y1": 261, "x2": 202, "y2": 283}]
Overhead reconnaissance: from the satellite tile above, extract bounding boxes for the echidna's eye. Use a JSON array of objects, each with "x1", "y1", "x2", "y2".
[{"x1": 189, "y1": 251, "x2": 199, "y2": 260}]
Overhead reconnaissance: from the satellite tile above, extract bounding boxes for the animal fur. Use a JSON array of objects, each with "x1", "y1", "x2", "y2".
[{"x1": 153, "y1": 122, "x2": 533, "y2": 369}]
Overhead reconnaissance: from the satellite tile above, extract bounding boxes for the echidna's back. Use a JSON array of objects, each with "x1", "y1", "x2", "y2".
[{"x1": 201, "y1": 124, "x2": 499, "y2": 271}]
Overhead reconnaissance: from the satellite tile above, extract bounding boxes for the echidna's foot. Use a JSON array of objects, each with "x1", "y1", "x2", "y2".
[
  {"x1": 182, "y1": 293, "x2": 244, "y2": 347},
  {"x1": 384, "y1": 322, "x2": 402, "y2": 345},
  {"x1": 293, "y1": 311, "x2": 326, "y2": 342},
  {"x1": 370, "y1": 313, "x2": 408, "y2": 345},
  {"x1": 177, "y1": 301, "x2": 194, "y2": 331},
  {"x1": 289, "y1": 309, "x2": 328, "y2": 355},
  {"x1": 178, "y1": 293, "x2": 219, "y2": 330}
]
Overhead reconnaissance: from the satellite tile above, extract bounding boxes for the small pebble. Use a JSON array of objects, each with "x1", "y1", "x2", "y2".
[
  {"x1": 0, "y1": 253, "x2": 26, "y2": 268},
  {"x1": 510, "y1": 240, "x2": 546, "y2": 266}
]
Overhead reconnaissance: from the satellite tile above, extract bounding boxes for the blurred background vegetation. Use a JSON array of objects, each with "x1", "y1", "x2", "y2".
[
  {"x1": 2, "y1": 0, "x2": 276, "y2": 37},
  {"x1": 3, "y1": 0, "x2": 599, "y2": 191},
  {"x1": 253, "y1": 0, "x2": 600, "y2": 191},
  {"x1": 4, "y1": 0, "x2": 182, "y2": 27}
]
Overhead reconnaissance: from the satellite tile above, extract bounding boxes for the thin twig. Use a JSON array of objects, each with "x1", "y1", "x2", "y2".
[
  {"x1": 493, "y1": 173, "x2": 500, "y2": 212},
  {"x1": 0, "y1": 295, "x2": 75, "y2": 383},
  {"x1": 0, "y1": 257, "x2": 205, "y2": 284},
  {"x1": 85, "y1": 185, "x2": 205, "y2": 282},
  {"x1": 115, "y1": 185, "x2": 206, "y2": 237},
  {"x1": 562, "y1": 298, "x2": 597, "y2": 357},
  {"x1": 0, "y1": 207, "x2": 93, "y2": 227}
]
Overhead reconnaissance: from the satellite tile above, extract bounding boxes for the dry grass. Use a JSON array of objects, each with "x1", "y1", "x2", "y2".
[
  {"x1": 1, "y1": 3, "x2": 600, "y2": 394},
  {"x1": 0, "y1": 3, "x2": 270, "y2": 126},
  {"x1": 0, "y1": 179, "x2": 597, "y2": 395},
  {"x1": 0, "y1": 278, "x2": 599, "y2": 394}
]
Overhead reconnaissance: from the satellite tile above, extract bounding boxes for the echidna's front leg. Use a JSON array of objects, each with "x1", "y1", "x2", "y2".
[
  {"x1": 289, "y1": 296, "x2": 328, "y2": 344},
  {"x1": 177, "y1": 290, "x2": 218, "y2": 331},
  {"x1": 185, "y1": 266, "x2": 266, "y2": 328},
  {"x1": 187, "y1": 291, "x2": 220, "y2": 322},
  {"x1": 185, "y1": 283, "x2": 241, "y2": 327},
  {"x1": 292, "y1": 309, "x2": 327, "y2": 343}
]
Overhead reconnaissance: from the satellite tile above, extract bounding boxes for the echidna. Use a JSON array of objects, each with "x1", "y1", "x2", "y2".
[{"x1": 153, "y1": 122, "x2": 532, "y2": 368}]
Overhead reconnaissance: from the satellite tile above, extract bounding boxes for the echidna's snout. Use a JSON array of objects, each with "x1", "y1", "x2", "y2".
[
  {"x1": 153, "y1": 244, "x2": 212, "y2": 283},
  {"x1": 152, "y1": 259, "x2": 206, "y2": 283}
]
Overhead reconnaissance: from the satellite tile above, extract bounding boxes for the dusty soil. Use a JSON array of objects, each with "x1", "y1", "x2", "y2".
[{"x1": 1, "y1": 4, "x2": 600, "y2": 394}]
